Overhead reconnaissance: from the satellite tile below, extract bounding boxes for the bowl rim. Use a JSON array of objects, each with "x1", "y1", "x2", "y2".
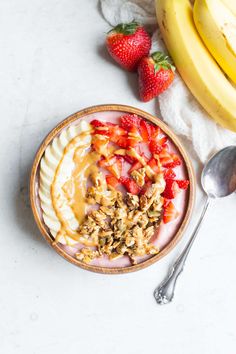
[{"x1": 30, "y1": 104, "x2": 196, "y2": 274}]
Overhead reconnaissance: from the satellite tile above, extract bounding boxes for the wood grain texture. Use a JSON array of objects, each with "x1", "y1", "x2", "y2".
[{"x1": 30, "y1": 104, "x2": 196, "y2": 274}]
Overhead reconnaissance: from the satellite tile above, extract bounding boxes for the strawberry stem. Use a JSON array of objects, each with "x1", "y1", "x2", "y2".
[
  {"x1": 108, "y1": 21, "x2": 140, "y2": 35},
  {"x1": 151, "y1": 51, "x2": 175, "y2": 73}
]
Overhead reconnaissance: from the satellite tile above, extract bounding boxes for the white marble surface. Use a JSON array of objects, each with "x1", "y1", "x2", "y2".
[{"x1": 1, "y1": 0, "x2": 236, "y2": 353}]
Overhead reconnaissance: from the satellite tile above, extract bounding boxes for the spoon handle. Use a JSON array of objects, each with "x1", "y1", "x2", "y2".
[{"x1": 154, "y1": 198, "x2": 210, "y2": 305}]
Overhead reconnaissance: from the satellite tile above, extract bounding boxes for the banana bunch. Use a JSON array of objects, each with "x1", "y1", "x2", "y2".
[{"x1": 156, "y1": 0, "x2": 236, "y2": 132}]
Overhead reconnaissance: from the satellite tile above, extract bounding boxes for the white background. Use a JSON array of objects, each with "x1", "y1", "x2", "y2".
[{"x1": 1, "y1": 0, "x2": 236, "y2": 353}]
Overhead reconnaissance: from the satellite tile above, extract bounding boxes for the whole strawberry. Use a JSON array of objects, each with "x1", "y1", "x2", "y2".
[
  {"x1": 106, "y1": 21, "x2": 151, "y2": 71},
  {"x1": 138, "y1": 51, "x2": 175, "y2": 102}
]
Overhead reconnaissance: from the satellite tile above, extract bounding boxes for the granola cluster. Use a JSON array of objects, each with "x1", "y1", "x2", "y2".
[{"x1": 75, "y1": 171, "x2": 165, "y2": 264}]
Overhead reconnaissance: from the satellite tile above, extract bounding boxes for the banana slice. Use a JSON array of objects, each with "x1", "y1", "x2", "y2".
[{"x1": 39, "y1": 120, "x2": 92, "y2": 244}]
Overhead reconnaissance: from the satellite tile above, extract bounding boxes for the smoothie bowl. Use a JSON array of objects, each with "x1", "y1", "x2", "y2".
[{"x1": 30, "y1": 104, "x2": 195, "y2": 274}]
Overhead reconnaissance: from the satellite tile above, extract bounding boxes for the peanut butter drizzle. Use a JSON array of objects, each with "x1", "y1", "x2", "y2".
[
  {"x1": 51, "y1": 130, "x2": 100, "y2": 245},
  {"x1": 65, "y1": 149, "x2": 99, "y2": 224}
]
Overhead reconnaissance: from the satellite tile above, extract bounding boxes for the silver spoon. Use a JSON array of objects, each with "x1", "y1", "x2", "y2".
[{"x1": 154, "y1": 146, "x2": 236, "y2": 305}]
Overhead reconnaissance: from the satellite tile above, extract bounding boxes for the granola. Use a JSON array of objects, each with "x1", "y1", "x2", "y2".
[{"x1": 76, "y1": 170, "x2": 165, "y2": 264}]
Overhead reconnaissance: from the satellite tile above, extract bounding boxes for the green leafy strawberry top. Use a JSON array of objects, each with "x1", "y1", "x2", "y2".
[
  {"x1": 151, "y1": 51, "x2": 175, "y2": 73},
  {"x1": 109, "y1": 21, "x2": 140, "y2": 35}
]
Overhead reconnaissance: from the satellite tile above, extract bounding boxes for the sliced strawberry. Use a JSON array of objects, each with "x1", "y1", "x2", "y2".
[
  {"x1": 91, "y1": 120, "x2": 127, "y2": 141},
  {"x1": 150, "y1": 125, "x2": 161, "y2": 139},
  {"x1": 159, "y1": 149, "x2": 181, "y2": 168},
  {"x1": 149, "y1": 136, "x2": 168, "y2": 155},
  {"x1": 128, "y1": 161, "x2": 142, "y2": 174},
  {"x1": 115, "y1": 136, "x2": 129, "y2": 148},
  {"x1": 127, "y1": 126, "x2": 142, "y2": 147},
  {"x1": 156, "y1": 136, "x2": 168, "y2": 147},
  {"x1": 116, "y1": 136, "x2": 139, "y2": 149},
  {"x1": 115, "y1": 126, "x2": 142, "y2": 148},
  {"x1": 126, "y1": 146, "x2": 147, "y2": 165},
  {"x1": 127, "y1": 138, "x2": 140, "y2": 148},
  {"x1": 163, "y1": 198, "x2": 170, "y2": 208},
  {"x1": 91, "y1": 120, "x2": 107, "y2": 128},
  {"x1": 98, "y1": 157, "x2": 112, "y2": 168},
  {"x1": 109, "y1": 125, "x2": 127, "y2": 143},
  {"x1": 176, "y1": 180, "x2": 189, "y2": 190},
  {"x1": 164, "y1": 154, "x2": 181, "y2": 168},
  {"x1": 149, "y1": 140, "x2": 162, "y2": 154},
  {"x1": 110, "y1": 156, "x2": 123, "y2": 179},
  {"x1": 139, "y1": 119, "x2": 160, "y2": 142},
  {"x1": 121, "y1": 115, "x2": 159, "y2": 145},
  {"x1": 119, "y1": 176, "x2": 140, "y2": 195},
  {"x1": 128, "y1": 125, "x2": 140, "y2": 135},
  {"x1": 141, "y1": 152, "x2": 149, "y2": 163},
  {"x1": 140, "y1": 180, "x2": 152, "y2": 195},
  {"x1": 92, "y1": 137, "x2": 109, "y2": 156},
  {"x1": 106, "y1": 175, "x2": 119, "y2": 188},
  {"x1": 139, "y1": 120, "x2": 150, "y2": 142},
  {"x1": 93, "y1": 128, "x2": 111, "y2": 137},
  {"x1": 164, "y1": 169, "x2": 176, "y2": 180},
  {"x1": 159, "y1": 149, "x2": 173, "y2": 166},
  {"x1": 91, "y1": 120, "x2": 109, "y2": 135},
  {"x1": 115, "y1": 126, "x2": 127, "y2": 135},
  {"x1": 123, "y1": 154, "x2": 136, "y2": 164},
  {"x1": 162, "y1": 179, "x2": 180, "y2": 199},
  {"x1": 147, "y1": 158, "x2": 160, "y2": 173},
  {"x1": 163, "y1": 201, "x2": 179, "y2": 224},
  {"x1": 99, "y1": 156, "x2": 123, "y2": 178},
  {"x1": 120, "y1": 114, "x2": 142, "y2": 130},
  {"x1": 117, "y1": 146, "x2": 145, "y2": 164}
]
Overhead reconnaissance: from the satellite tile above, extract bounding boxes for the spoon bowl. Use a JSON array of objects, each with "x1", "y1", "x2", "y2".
[{"x1": 201, "y1": 146, "x2": 236, "y2": 198}]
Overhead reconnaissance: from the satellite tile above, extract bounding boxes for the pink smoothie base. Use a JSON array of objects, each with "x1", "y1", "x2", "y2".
[{"x1": 35, "y1": 110, "x2": 189, "y2": 268}]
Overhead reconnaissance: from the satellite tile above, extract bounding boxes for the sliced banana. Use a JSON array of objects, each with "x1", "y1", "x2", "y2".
[{"x1": 38, "y1": 120, "x2": 92, "y2": 244}]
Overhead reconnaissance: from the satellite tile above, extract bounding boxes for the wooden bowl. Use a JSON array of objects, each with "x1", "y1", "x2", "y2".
[{"x1": 30, "y1": 104, "x2": 195, "y2": 274}]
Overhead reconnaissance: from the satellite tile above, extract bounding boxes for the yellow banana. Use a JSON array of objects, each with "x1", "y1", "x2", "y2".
[
  {"x1": 194, "y1": 0, "x2": 236, "y2": 84},
  {"x1": 155, "y1": 0, "x2": 236, "y2": 132},
  {"x1": 221, "y1": 0, "x2": 236, "y2": 16}
]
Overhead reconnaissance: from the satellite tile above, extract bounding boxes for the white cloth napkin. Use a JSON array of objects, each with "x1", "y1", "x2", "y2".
[{"x1": 100, "y1": 0, "x2": 236, "y2": 162}]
